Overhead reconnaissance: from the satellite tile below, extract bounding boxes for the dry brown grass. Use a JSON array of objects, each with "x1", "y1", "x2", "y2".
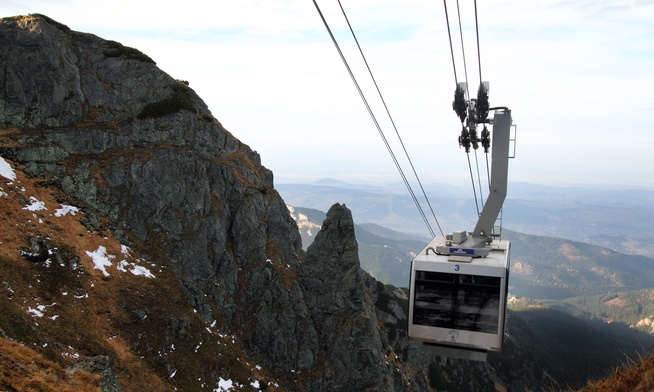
[
  {"x1": 581, "y1": 352, "x2": 654, "y2": 392},
  {"x1": 0, "y1": 337, "x2": 101, "y2": 392},
  {"x1": 603, "y1": 295, "x2": 628, "y2": 307}
]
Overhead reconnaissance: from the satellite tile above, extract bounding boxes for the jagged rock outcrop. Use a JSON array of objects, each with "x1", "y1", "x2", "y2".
[
  {"x1": 69, "y1": 356, "x2": 122, "y2": 392},
  {"x1": 300, "y1": 204, "x2": 393, "y2": 390},
  {"x1": 635, "y1": 315, "x2": 654, "y2": 334}
]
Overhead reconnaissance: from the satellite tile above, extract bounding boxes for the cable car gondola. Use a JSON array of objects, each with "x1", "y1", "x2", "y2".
[{"x1": 408, "y1": 107, "x2": 513, "y2": 362}]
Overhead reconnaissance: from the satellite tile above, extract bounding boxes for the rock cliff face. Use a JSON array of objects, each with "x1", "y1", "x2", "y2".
[{"x1": 0, "y1": 14, "x2": 436, "y2": 391}]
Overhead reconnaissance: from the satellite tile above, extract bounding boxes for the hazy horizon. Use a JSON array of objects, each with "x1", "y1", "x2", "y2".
[{"x1": 272, "y1": 174, "x2": 654, "y2": 191}]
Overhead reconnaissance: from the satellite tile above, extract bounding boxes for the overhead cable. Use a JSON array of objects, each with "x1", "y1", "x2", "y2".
[
  {"x1": 466, "y1": 153, "x2": 480, "y2": 215},
  {"x1": 312, "y1": 0, "x2": 437, "y2": 238},
  {"x1": 474, "y1": 0, "x2": 489, "y2": 210},
  {"x1": 442, "y1": 0, "x2": 458, "y2": 85},
  {"x1": 455, "y1": 0, "x2": 470, "y2": 100},
  {"x1": 336, "y1": 0, "x2": 444, "y2": 237},
  {"x1": 474, "y1": 0, "x2": 483, "y2": 85}
]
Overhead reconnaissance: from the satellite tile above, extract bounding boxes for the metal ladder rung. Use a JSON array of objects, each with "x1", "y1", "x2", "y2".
[{"x1": 509, "y1": 124, "x2": 517, "y2": 159}]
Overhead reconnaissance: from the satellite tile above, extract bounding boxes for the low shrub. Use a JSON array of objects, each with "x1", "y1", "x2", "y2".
[
  {"x1": 104, "y1": 40, "x2": 155, "y2": 64},
  {"x1": 137, "y1": 83, "x2": 195, "y2": 119}
]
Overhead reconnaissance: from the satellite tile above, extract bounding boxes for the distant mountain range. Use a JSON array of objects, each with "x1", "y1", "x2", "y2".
[
  {"x1": 504, "y1": 230, "x2": 654, "y2": 299},
  {"x1": 285, "y1": 193, "x2": 654, "y2": 298},
  {"x1": 277, "y1": 180, "x2": 654, "y2": 258}
]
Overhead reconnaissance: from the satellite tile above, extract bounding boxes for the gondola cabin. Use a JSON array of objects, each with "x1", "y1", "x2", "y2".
[{"x1": 408, "y1": 232, "x2": 510, "y2": 361}]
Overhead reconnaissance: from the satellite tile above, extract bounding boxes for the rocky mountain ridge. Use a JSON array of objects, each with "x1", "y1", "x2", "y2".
[{"x1": 0, "y1": 14, "x2": 491, "y2": 391}]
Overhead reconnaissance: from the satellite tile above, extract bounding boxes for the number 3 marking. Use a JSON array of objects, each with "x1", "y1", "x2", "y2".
[{"x1": 454, "y1": 264, "x2": 460, "y2": 271}]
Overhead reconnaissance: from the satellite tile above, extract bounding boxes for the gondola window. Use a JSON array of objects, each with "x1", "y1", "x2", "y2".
[{"x1": 412, "y1": 270, "x2": 501, "y2": 334}]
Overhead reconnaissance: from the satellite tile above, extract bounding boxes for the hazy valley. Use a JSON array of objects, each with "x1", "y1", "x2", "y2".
[{"x1": 277, "y1": 179, "x2": 654, "y2": 259}]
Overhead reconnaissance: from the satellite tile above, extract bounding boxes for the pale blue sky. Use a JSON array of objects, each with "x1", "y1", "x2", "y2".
[{"x1": 4, "y1": 0, "x2": 654, "y2": 188}]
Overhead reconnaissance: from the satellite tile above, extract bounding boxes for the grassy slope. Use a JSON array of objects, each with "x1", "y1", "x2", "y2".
[
  {"x1": 0, "y1": 337, "x2": 101, "y2": 391},
  {"x1": 581, "y1": 353, "x2": 654, "y2": 392}
]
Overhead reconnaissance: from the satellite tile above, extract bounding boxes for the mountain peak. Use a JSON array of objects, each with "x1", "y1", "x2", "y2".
[{"x1": 1, "y1": 13, "x2": 212, "y2": 128}]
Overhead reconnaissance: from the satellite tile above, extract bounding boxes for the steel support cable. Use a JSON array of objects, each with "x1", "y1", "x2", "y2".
[
  {"x1": 476, "y1": 0, "x2": 491, "y2": 200},
  {"x1": 466, "y1": 153, "x2": 480, "y2": 215},
  {"x1": 474, "y1": 150, "x2": 484, "y2": 210},
  {"x1": 442, "y1": 0, "x2": 458, "y2": 85},
  {"x1": 474, "y1": 0, "x2": 483, "y2": 85},
  {"x1": 474, "y1": 2, "x2": 489, "y2": 215},
  {"x1": 466, "y1": 151, "x2": 480, "y2": 215},
  {"x1": 455, "y1": 0, "x2": 470, "y2": 100},
  {"x1": 455, "y1": 0, "x2": 485, "y2": 216},
  {"x1": 312, "y1": 0, "x2": 436, "y2": 238},
  {"x1": 337, "y1": 0, "x2": 444, "y2": 237}
]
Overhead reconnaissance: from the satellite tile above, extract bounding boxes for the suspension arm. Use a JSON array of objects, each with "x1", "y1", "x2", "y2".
[{"x1": 473, "y1": 109, "x2": 511, "y2": 238}]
